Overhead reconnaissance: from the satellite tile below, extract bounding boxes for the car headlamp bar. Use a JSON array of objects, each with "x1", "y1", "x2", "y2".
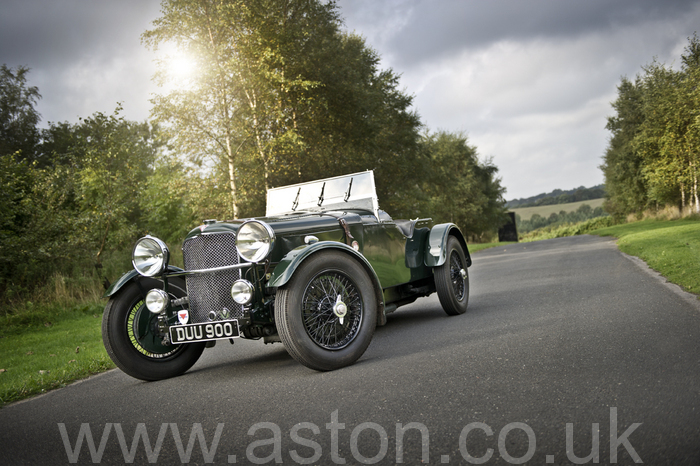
[{"x1": 166, "y1": 262, "x2": 254, "y2": 278}]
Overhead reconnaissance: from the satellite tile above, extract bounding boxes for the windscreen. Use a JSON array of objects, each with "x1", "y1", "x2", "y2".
[{"x1": 266, "y1": 171, "x2": 379, "y2": 217}]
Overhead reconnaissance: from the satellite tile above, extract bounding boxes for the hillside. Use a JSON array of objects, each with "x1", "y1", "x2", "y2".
[
  {"x1": 507, "y1": 184, "x2": 605, "y2": 208},
  {"x1": 511, "y1": 198, "x2": 605, "y2": 221}
]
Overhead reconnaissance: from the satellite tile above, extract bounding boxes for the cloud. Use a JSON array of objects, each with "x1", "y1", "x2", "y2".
[
  {"x1": 3, "y1": 0, "x2": 700, "y2": 199},
  {"x1": 0, "y1": 0, "x2": 161, "y2": 125},
  {"x1": 340, "y1": 0, "x2": 698, "y2": 67},
  {"x1": 337, "y1": 0, "x2": 700, "y2": 198}
]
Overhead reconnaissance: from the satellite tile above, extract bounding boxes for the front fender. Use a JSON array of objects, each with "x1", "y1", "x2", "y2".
[
  {"x1": 425, "y1": 223, "x2": 471, "y2": 267},
  {"x1": 267, "y1": 241, "x2": 379, "y2": 289},
  {"x1": 102, "y1": 265, "x2": 186, "y2": 298},
  {"x1": 266, "y1": 241, "x2": 386, "y2": 325}
]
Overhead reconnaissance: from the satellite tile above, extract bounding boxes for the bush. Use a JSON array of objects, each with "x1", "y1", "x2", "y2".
[{"x1": 520, "y1": 216, "x2": 615, "y2": 242}]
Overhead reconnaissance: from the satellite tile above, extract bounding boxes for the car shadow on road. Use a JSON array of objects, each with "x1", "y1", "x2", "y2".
[{"x1": 177, "y1": 297, "x2": 494, "y2": 380}]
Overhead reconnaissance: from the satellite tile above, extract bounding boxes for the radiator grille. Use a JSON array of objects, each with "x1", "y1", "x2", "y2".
[{"x1": 182, "y1": 233, "x2": 244, "y2": 322}]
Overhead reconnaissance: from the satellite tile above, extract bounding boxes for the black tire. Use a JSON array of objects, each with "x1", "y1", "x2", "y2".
[
  {"x1": 275, "y1": 251, "x2": 377, "y2": 371},
  {"x1": 102, "y1": 277, "x2": 205, "y2": 381},
  {"x1": 435, "y1": 236, "x2": 470, "y2": 315}
]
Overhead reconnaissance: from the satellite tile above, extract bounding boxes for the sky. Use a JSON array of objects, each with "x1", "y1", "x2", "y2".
[{"x1": 2, "y1": 0, "x2": 699, "y2": 200}]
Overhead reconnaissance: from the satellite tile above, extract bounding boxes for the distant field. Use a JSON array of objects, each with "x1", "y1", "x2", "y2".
[{"x1": 510, "y1": 198, "x2": 605, "y2": 221}]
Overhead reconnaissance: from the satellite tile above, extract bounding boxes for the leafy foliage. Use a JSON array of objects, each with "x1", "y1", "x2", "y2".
[
  {"x1": 602, "y1": 35, "x2": 700, "y2": 217},
  {"x1": 143, "y1": 0, "x2": 425, "y2": 219},
  {"x1": 0, "y1": 65, "x2": 41, "y2": 162},
  {"x1": 0, "y1": 107, "x2": 162, "y2": 303},
  {"x1": 421, "y1": 131, "x2": 507, "y2": 240},
  {"x1": 519, "y1": 216, "x2": 615, "y2": 242}
]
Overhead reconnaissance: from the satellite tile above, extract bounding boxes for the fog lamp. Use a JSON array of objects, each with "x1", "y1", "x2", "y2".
[
  {"x1": 231, "y1": 280, "x2": 254, "y2": 305},
  {"x1": 145, "y1": 289, "x2": 170, "y2": 314}
]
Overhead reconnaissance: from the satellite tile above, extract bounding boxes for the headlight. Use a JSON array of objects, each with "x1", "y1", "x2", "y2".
[
  {"x1": 132, "y1": 236, "x2": 169, "y2": 277},
  {"x1": 145, "y1": 289, "x2": 170, "y2": 314},
  {"x1": 231, "y1": 280, "x2": 254, "y2": 305},
  {"x1": 236, "y1": 221, "x2": 275, "y2": 263}
]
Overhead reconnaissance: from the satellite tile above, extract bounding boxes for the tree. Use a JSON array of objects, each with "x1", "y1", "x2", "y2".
[
  {"x1": 634, "y1": 62, "x2": 687, "y2": 208},
  {"x1": 143, "y1": 0, "x2": 340, "y2": 218},
  {"x1": 143, "y1": 0, "x2": 425, "y2": 219},
  {"x1": 421, "y1": 131, "x2": 506, "y2": 240},
  {"x1": 680, "y1": 34, "x2": 700, "y2": 212},
  {"x1": 600, "y1": 76, "x2": 648, "y2": 218},
  {"x1": 0, "y1": 65, "x2": 41, "y2": 161},
  {"x1": 291, "y1": 31, "x2": 425, "y2": 218},
  {"x1": 603, "y1": 35, "x2": 700, "y2": 216},
  {"x1": 70, "y1": 109, "x2": 162, "y2": 266}
]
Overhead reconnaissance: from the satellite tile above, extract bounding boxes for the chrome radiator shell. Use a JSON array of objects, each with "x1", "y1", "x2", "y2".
[{"x1": 182, "y1": 233, "x2": 244, "y2": 322}]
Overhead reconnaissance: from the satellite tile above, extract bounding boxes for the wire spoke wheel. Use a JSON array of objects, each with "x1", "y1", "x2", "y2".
[
  {"x1": 435, "y1": 236, "x2": 470, "y2": 315},
  {"x1": 301, "y1": 271, "x2": 363, "y2": 350},
  {"x1": 275, "y1": 250, "x2": 377, "y2": 371},
  {"x1": 449, "y1": 250, "x2": 466, "y2": 301}
]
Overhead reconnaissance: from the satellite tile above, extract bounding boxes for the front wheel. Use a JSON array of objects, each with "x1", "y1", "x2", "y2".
[
  {"x1": 275, "y1": 251, "x2": 377, "y2": 371},
  {"x1": 435, "y1": 236, "x2": 470, "y2": 315},
  {"x1": 102, "y1": 277, "x2": 205, "y2": 381}
]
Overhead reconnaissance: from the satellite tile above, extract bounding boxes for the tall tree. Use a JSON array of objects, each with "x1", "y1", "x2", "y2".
[
  {"x1": 0, "y1": 65, "x2": 41, "y2": 162},
  {"x1": 603, "y1": 35, "x2": 700, "y2": 216},
  {"x1": 143, "y1": 0, "x2": 425, "y2": 219},
  {"x1": 421, "y1": 131, "x2": 506, "y2": 240},
  {"x1": 634, "y1": 62, "x2": 686, "y2": 208},
  {"x1": 143, "y1": 0, "x2": 339, "y2": 218},
  {"x1": 680, "y1": 34, "x2": 700, "y2": 212},
  {"x1": 600, "y1": 76, "x2": 648, "y2": 218}
]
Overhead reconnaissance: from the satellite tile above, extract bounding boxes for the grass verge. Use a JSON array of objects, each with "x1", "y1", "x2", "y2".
[
  {"x1": 0, "y1": 302, "x2": 114, "y2": 407},
  {"x1": 519, "y1": 216, "x2": 615, "y2": 242},
  {"x1": 590, "y1": 218, "x2": 700, "y2": 296},
  {"x1": 468, "y1": 241, "x2": 516, "y2": 253}
]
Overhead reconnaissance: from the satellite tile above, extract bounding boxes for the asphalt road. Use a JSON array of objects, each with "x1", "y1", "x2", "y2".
[{"x1": 1, "y1": 235, "x2": 699, "y2": 465}]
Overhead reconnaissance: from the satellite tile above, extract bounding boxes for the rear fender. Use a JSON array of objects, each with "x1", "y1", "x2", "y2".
[
  {"x1": 102, "y1": 266, "x2": 186, "y2": 299},
  {"x1": 267, "y1": 241, "x2": 387, "y2": 326},
  {"x1": 425, "y1": 223, "x2": 471, "y2": 267}
]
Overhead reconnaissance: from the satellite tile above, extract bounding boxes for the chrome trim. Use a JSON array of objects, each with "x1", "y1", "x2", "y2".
[{"x1": 167, "y1": 262, "x2": 254, "y2": 277}]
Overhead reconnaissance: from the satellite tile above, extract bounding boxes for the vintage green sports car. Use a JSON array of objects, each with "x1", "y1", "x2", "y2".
[{"x1": 102, "y1": 171, "x2": 471, "y2": 380}]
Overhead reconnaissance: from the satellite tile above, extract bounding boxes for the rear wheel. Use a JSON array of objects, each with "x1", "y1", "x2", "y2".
[
  {"x1": 275, "y1": 251, "x2": 377, "y2": 371},
  {"x1": 102, "y1": 277, "x2": 205, "y2": 381},
  {"x1": 435, "y1": 236, "x2": 470, "y2": 315}
]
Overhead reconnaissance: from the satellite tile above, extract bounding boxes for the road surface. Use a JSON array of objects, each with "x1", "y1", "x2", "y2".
[{"x1": 1, "y1": 235, "x2": 699, "y2": 465}]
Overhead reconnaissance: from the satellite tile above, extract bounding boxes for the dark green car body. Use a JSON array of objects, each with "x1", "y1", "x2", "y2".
[{"x1": 102, "y1": 171, "x2": 472, "y2": 379}]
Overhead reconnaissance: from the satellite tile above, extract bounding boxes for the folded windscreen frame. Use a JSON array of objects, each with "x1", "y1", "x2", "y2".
[{"x1": 266, "y1": 170, "x2": 381, "y2": 219}]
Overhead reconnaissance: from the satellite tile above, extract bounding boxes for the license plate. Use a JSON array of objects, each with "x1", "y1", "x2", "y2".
[{"x1": 170, "y1": 320, "x2": 240, "y2": 344}]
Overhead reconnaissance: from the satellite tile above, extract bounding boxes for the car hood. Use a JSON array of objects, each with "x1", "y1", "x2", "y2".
[{"x1": 183, "y1": 210, "x2": 367, "y2": 263}]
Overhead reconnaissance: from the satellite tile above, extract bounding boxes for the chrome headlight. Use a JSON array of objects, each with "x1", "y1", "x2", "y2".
[
  {"x1": 231, "y1": 280, "x2": 254, "y2": 305},
  {"x1": 236, "y1": 220, "x2": 275, "y2": 263},
  {"x1": 132, "y1": 236, "x2": 169, "y2": 277},
  {"x1": 145, "y1": 289, "x2": 170, "y2": 314}
]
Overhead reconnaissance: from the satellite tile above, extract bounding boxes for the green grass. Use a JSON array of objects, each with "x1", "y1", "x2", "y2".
[
  {"x1": 590, "y1": 218, "x2": 700, "y2": 295},
  {"x1": 468, "y1": 241, "x2": 516, "y2": 253},
  {"x1": 517, "y1": 215, "x2": 700, "y2": 297},
  {"x1": 520, "y1": 216, "x2": 614, "y2": 242},
  {"x1": 0, "y1": 302, "x2": 114, "y2": 406},
  {"x1": 510, "y1": 198, "x2": 605, "y2": 221}
]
